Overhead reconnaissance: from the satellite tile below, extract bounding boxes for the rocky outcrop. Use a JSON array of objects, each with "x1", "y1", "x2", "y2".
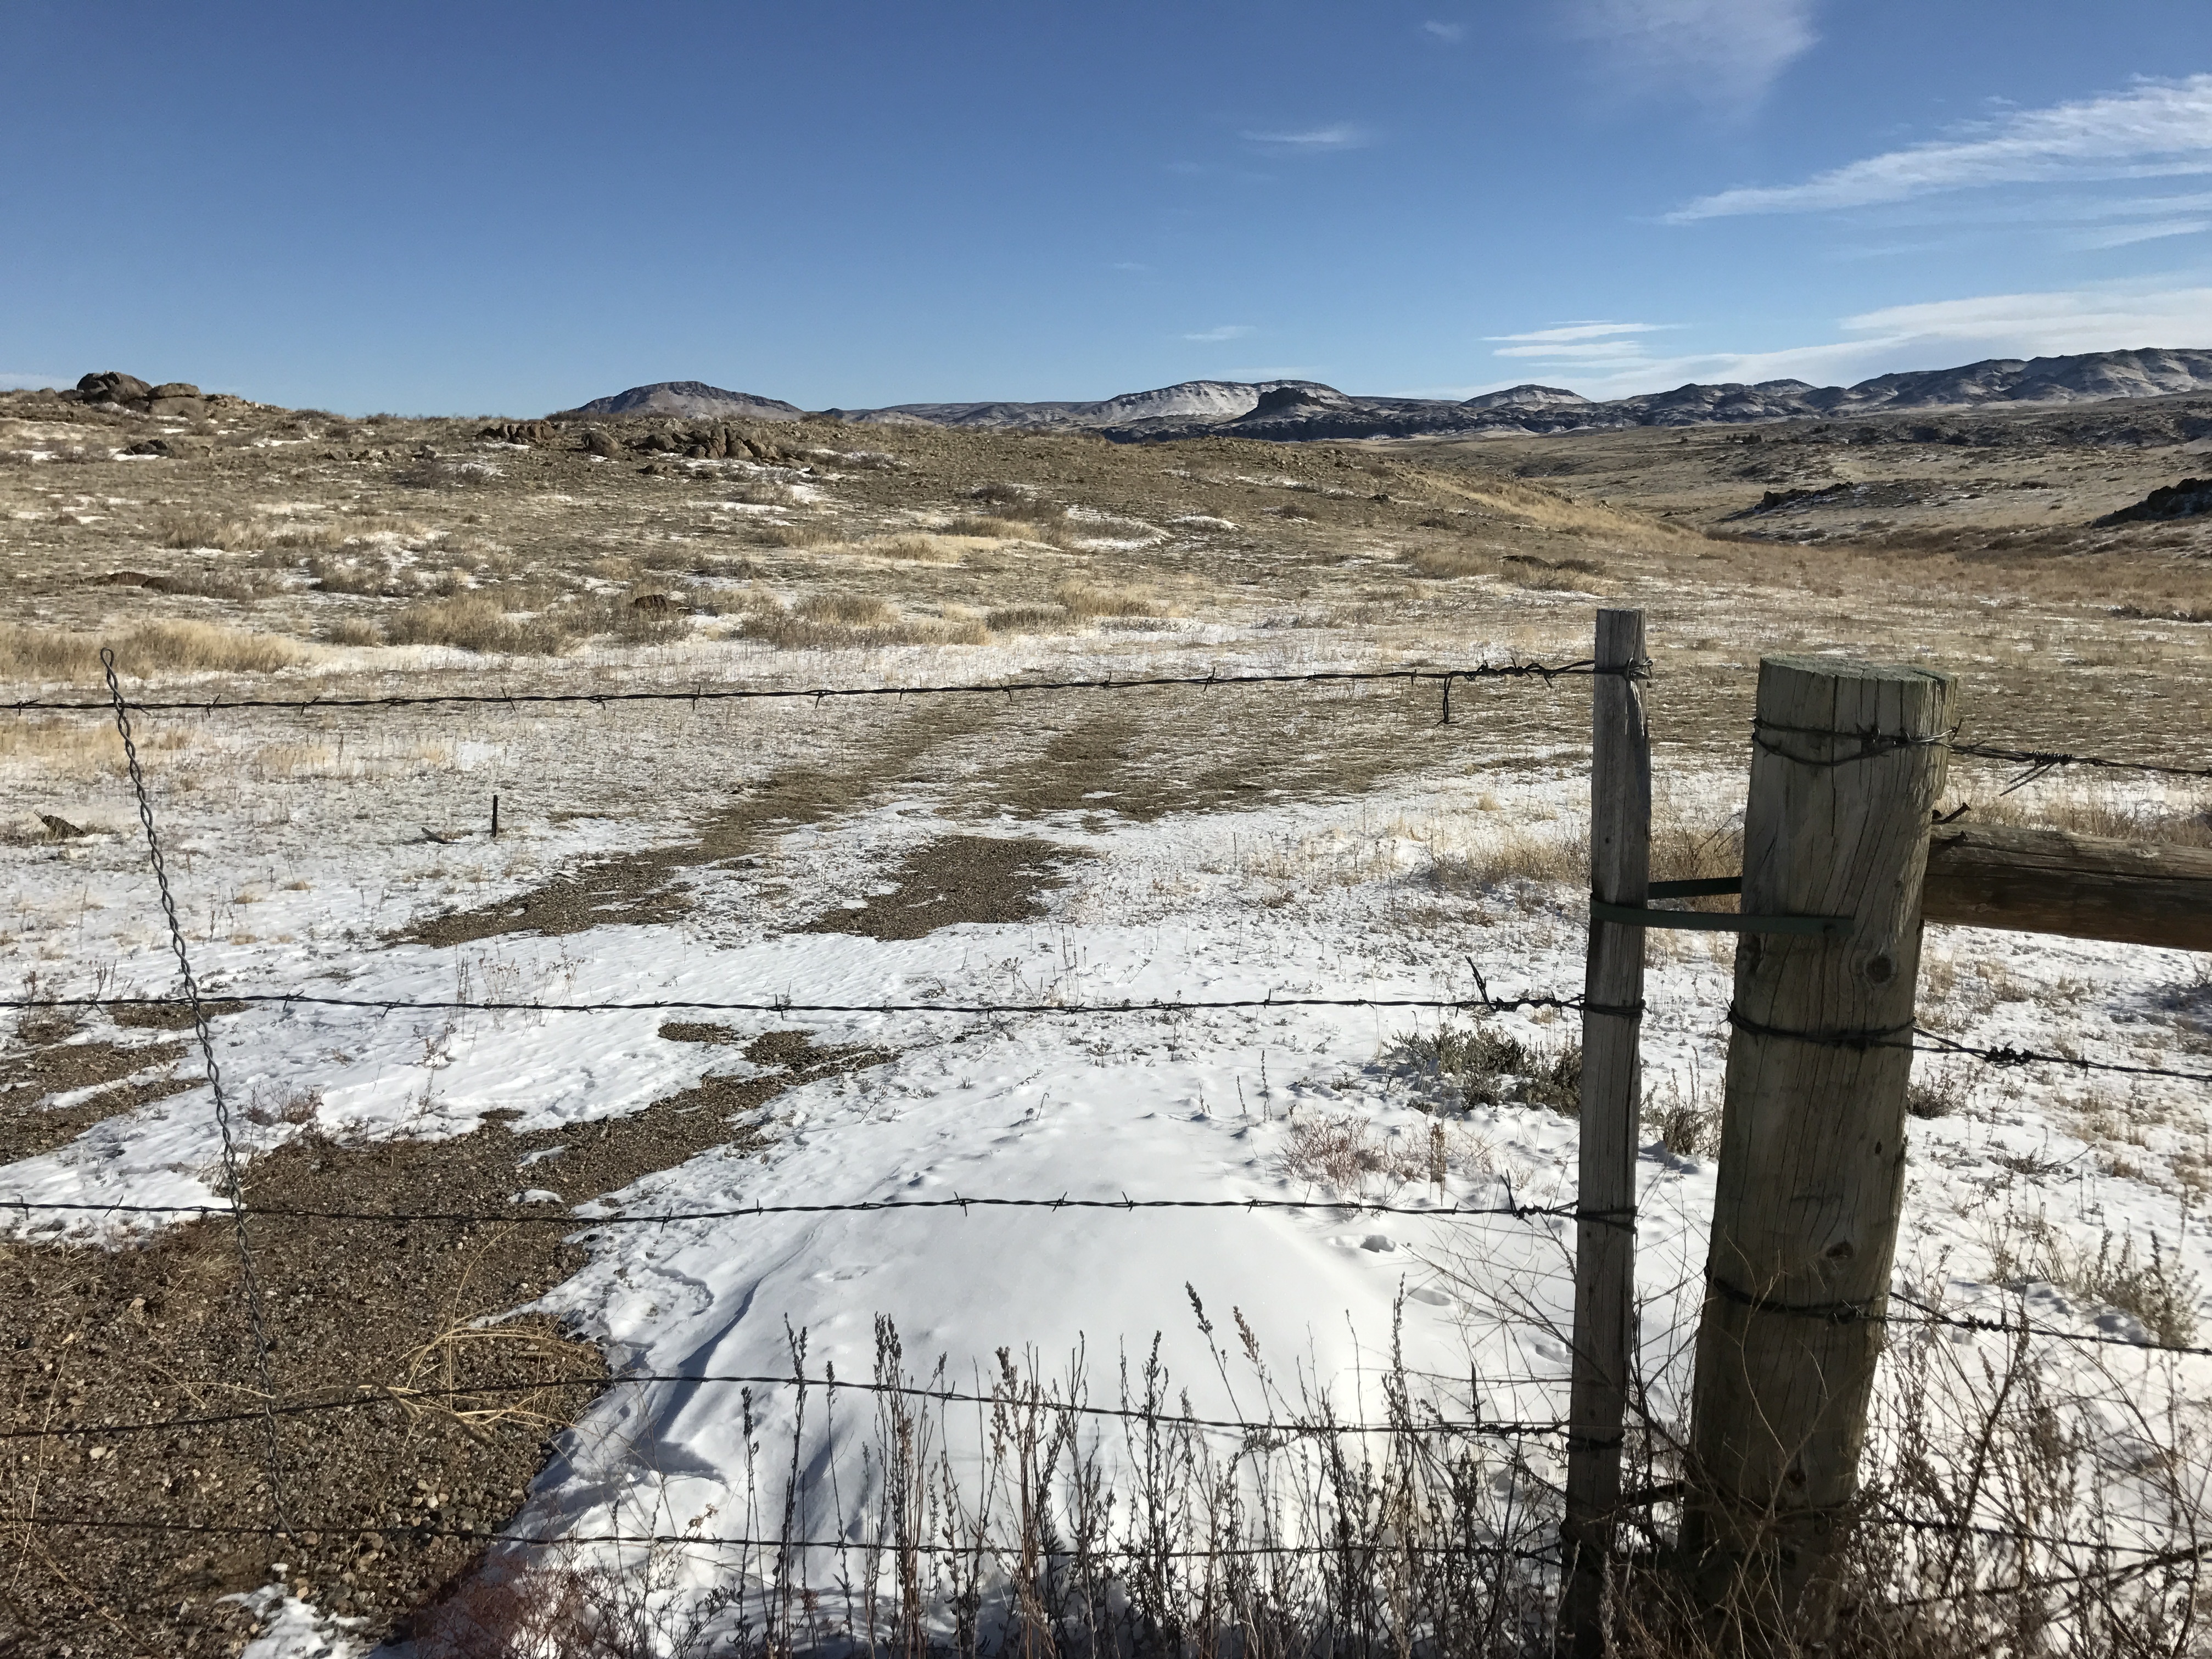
[
  {"x1": 562, "y1": 382, "x2": 804, "y2": 421},
  {"x1": 66, "y1": 373, "x2": 208, "y2": 418},
  {"x1": 479, "y1": 420, "x2": 559, "y2": 445},
  {"x1": 2094, "y1": 477, "x2": 2212, "y2": 526},
  {"x1": 76, "y1": 371, "x2": 153, "y2": 406}
]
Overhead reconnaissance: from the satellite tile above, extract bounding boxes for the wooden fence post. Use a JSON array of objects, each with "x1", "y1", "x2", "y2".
[
  {"x1": 1562, "y1": 607, "x2": 1650, "y2": 1658},
  {"x1": 1679, "y1": 655, "x2": 1954, "y2": 1641}
]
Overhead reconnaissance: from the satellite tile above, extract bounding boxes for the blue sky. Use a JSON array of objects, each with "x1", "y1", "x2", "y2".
[{"x1": 5, "y1": 2, "x2": 2212, "y2": 413}]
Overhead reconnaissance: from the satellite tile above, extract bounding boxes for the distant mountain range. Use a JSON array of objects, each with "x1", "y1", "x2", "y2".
[{"x1": 560, "y1": 349, "x2": 2212, "y2": 442}]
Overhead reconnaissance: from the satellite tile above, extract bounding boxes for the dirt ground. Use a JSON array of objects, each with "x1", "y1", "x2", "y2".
[{"x1": 0, "y1": 1025, "x2": 887, "y2": 1657}]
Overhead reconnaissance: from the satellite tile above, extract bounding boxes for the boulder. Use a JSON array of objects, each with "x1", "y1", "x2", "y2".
[
  {"x1": 2095, "y1": 478, "x2": 2212, "y2": 526},
  {"x1": 76, "y1": 371, "x2": 152, "y2": 405},
  {"x1": 579, "y1": 428, "x2": 622, "y2": 458},
  {"x1": 478, "y1": 420, "x2": 558, "y2": 445},
  {"x1": 148, "y1": 396, "x2": 208, "y2": 418},
  {"x1": 148, "y1": 382, "x2": 201, "y2": 400},
  {"x1": 123, "y1": 439, "x2": 173, "y2": 457}
]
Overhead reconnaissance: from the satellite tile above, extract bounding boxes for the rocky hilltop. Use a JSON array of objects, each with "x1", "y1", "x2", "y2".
[
  {"x1": 562, "y1": 380, "x2": 804, "y2": 420},
  {"x1": 564, "y1": 348, "x2": 2212, "y2": 442}
]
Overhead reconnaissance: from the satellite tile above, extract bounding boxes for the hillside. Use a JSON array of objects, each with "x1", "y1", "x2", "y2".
[{"x1": 562, "y1": 348, "x2": 2212, "y2": 442}]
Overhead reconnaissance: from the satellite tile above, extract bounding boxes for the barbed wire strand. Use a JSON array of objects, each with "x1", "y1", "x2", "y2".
[
  {"x1": 1886, "y1": 1287, "x2": 2212, "y2": 1360},
  {"x1": 10, "y1": 660, "x2": 1610, "y2": 716},
  {"x1": 98, "y1": 646, "x2": 292, "y2": 1537},
  {"x1": 3, "y1": 1193, "x2": 1620, "y2": 1228},
  {"x1": 0, "y1": 989, "x2": 1586, "y2": 1017},
  {"x1": 1910, "y1": 1028, "x2": 2212, "y2": 1085},
  {"x1": 0, "y1": 1370, "x2": 1570, "y2": 1445},
  {"x1": 3, "y1": 1512, "x2": 1565, "y2": 1565},
  {"x1": 1950, "y1": 739, "x2": 2212, "y2": 786}
]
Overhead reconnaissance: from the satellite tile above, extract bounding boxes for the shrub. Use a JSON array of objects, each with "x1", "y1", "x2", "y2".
[{"x1": 1395, "y1": 1021, "x2": 1581, "y2": 1114}]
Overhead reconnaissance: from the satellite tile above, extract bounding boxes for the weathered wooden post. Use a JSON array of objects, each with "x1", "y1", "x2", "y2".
[
  {"x1": 1679, "y1": 656, "x2": 1953, "y2": 1641},
  {"x1": 1562, "y1": 608, "x2": 1650, "y2": 1657}
]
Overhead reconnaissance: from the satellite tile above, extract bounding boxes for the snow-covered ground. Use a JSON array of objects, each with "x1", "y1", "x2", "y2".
[{"x1": 6, "y1": 638, "x2": 2209, "y2": 1651}]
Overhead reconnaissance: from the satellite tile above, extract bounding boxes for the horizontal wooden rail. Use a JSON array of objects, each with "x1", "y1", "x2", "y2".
[{"x1": 1923, "y1": 823, "x2": 2212, "y2": 952}]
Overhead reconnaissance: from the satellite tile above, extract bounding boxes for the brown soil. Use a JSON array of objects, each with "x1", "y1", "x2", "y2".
[
  {"x1": 0, "y1": 1029, "x2": 878, "y2": 1658},
  {"x1": 402, "y1": 700, "x2": 1004, "y2": 948},
  {"x1": 1, "y1": 1011, "x2": 188, "y2": 1167},
  {"x1": 804, "y1": 833, "x2": 1084, "y2": 940}
]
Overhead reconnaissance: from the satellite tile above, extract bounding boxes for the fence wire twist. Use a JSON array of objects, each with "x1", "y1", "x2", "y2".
[{"x1": 98, "y1": 646, "x2": 292, "y2": 1536}]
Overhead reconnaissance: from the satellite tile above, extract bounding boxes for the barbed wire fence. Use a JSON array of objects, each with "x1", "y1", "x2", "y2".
[{"x1": 3, "y1": 644, "x2": 2210, "y2": 1647}]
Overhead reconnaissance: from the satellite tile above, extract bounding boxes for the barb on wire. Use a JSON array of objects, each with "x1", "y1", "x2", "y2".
[
  {"x1": 1888, "y1": 1287, "x2": 2212, "y2": 1360},
  {"x1": 1911, "y1": 1028, "x2": 2212, "y2": 1085},
  {"x1": 98, "y1": 647, "x2": 292, "y2": 1537},
  {"x1": 4, "y1": 1193, "x2": 1621, "y2": 1228},
  {"x1": 0, "y1": 1368, "x2": 1571, "y2": 1445},
  {"x1": 1950, "y1": 739, "x2": 2212, "y2": 787},
  {"x1": 1, "y1": 989, "x2": 1586, "y2": 1017},
  {"x1": 12, "y1": 659, "x2": 1611, "y2": 715}
]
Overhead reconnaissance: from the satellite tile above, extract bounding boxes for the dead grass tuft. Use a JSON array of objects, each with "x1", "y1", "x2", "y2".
[
  {"x1": 1054, "y1": 579, "x2": 1167, "y2": 619},
  {"x1": 0, "y1": 620, "x2": 315, "y2": 685},
  {"x1": 943, "y1": 514, "x2": 1033, "y2": 540},
  {"x1": 870, "y1": 533, "x2": 964, "y2": 564},
  {"x1": 1279, "y1": 1112, "x2": 1429, "y2": 1190},
  {"x1": 158, "y1": 511, "x2": 256, "y2": 551}
]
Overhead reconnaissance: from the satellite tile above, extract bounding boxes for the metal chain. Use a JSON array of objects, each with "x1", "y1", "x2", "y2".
[{"x1": 100, "y1": 648, "x2": 292, "y2": 1535}]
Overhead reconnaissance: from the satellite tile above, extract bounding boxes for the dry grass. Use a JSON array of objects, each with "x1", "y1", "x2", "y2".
[
  {"x1": 1, "y1": 620, "x2": 315, "y2": 685},
  {"x1": 1279, "y1": 1112, "x2": 1431, "y2": 1190},
  {"x1": 735, "y1": 591, "x2": 993, "y2": 650},
  {"x1": 1408, "y1": 546, "x2": 1501, "y2": 580},
  {"x1": 1054, "y1": 579, "x2": 1168, "y2": 619},
  {"x1": 984, "y1": 604, "x2": 1072, "y2": 635},
  {"x1": 943, "y1": 514, "x2": 1033, "y2": 540},
  {"x1": 1952, "y1": 781, "x2": 2212, "y2": 848},
  {"x1": 385, "y1": 596, "x2": 575, "y2": 655},
  {"x1": 869, "y1": 533, "x2": 965, "y2": 563},
  {"x1": 797, "y1": 592, "x2": 896, "y2": 626},
  {"x1": 158, "y1": 511, "x2": 256, "y2": 551}
]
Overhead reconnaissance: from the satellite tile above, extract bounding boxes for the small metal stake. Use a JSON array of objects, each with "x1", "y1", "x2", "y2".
[{"x1": 491, "y1": 794, "x2": 500, "y2": 838}]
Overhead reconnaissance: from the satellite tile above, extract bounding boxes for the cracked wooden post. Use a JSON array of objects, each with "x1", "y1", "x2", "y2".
[
  {"x1": 1679, "y1": 655, "x2": 1954, "y2": 1645},
  {"x1": 1561, "y1": 607, "x2": 1650, "y2": 1659}
]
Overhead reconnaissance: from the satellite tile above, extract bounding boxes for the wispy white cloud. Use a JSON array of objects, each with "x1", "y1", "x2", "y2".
[
  {"x1": 1240, "y1": 124, "x2": 1370, "y2": 152},
  {"x1": 1485, "y1": 320, "x2": 1682, "y2": 344},
  {"x1": 1112, "y1": 261, "x2": 1152, "y2": 272},
  {"x1": 1493, "y1": 340, "x2": 1668, "y2": 361},
  {"x1": 1566, "y1": 0, "x2": 1818, "y2": 116},
  {"x1": 1672, "y1": 74, "x2": 2212, "y2": 221},
  {"x1": 1422, "y1": 20, "x2": 1466, "y2": 42},
  {"x1": 1183, "y1": 324, "x2": 1256, "y2": 343},
  {"x1": 1838, "y1": 285, "x2": 2212, "y2": 348},
  {"x1": 2071, "y1": 218, "x2": 2211, "y2": 250}
]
